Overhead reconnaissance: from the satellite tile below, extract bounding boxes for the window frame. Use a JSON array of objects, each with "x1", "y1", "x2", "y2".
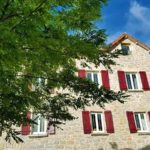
[
  {"x1": 121, "y1": 43, "x2": 131, "y2": 55},
  {"x1": 31, "y1": 113, "x2": 47, "y2": 135},
  {"x1": 125, "y1": 72, "x2": 141, "y2": 91},
  {"x1": 134, "y1": 112, "x2": 149, "y2": 132},
  {"x1": 86, "y1": 71, "x2": 101, "y2": 87},
  {"x1": 90, "y1": 112, "x2": 105, "y2": 133}
]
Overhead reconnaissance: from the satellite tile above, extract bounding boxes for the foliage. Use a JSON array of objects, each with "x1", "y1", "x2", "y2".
[{"x1": 0, "y1": 0, "x2": 126, "y2": 142}]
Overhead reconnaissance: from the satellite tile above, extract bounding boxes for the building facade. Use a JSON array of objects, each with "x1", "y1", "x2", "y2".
[{"x1": 1, "y1": 33, "x2": 150, "y2": 150}]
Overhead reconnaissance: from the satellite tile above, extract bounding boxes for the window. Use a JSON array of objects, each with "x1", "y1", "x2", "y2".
[
  {"x1": 32, "y1": 113, "x2": 47, "y2": 135},
  {"x1": 90, "y1": 112, "x2": 105, "y2": 133},
  {"x1": 121, "y1": 44, "x2": 131, "y2": 55},
  {"x1": 36, "y1": 78, "x2": 47, "y2": 88},
  {"x1": 30, "y1": 77, "x2": 47, "y2": 91},
  {"x1": 134, "y1": 113, "x2": 148, "y2": 132},
  {"x1": 125, "y1": 73, "x2": 140, "y2": 90},
  {"x1": 86, "y1": 72, "x2": 100, "y2": 86}
]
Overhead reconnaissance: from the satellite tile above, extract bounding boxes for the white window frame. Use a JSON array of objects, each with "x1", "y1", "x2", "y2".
[
  {"x1": 125, "y1": 72, "x2": 141, "y2": 90},
  {"x1": 86, "y1": 71, "x2": 101, "y2": 87},
  {"x1": 31, "y1": 113, "x2": 47, "y2": 135},
  {"x1": 90, "y1": 112, "x2": 105, "y2": 133},
  {"x1": 134, "y1": 112, "x2": 149, "y2": 132}
]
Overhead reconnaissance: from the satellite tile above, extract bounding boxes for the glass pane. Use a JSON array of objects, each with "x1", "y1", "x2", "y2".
[
  {"x1": 93, "y1": 73, "x2": 98, "y2": 84},
  {"x1": 87, "y1": 73, "x2": 92, "y2": 81},
  {"x1": 122, "y1": 45, "x2": 129, "y2": 51},
  {"x1": 40, "y1": 116, "x2": 45, "y2": 132},
  {"x1": 91, "y1": 114, "x2": 96, "y2": 131},
  {"x1": 126, "y1": 74, "x2": 132, "y2": 89},
  {"x1": 135, "y1": 113, "x2": 141, "y2": 130},
  {"x1": 97, "y1": 113, "x2": 102, "y2": 131},
  {"x1": 32, "y1": 114, "x2": 38, "y2": 133},
  {"x1": 132, "y1": 74, "x2": 138, "y2": 89},
  {"x1": 122, "y1": 45, "x2": 129, "y2": 54},
  {"x1": 140, "y1": 113, "x2": 147, "y2": 131},
  {"x1": 36, "y1": 78, "x2": 45, "y2": 88}
]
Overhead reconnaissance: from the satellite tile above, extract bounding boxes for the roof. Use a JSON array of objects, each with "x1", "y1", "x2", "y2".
[{"x1": 109, "y1": 33, "x2": 150, "y2": 51}]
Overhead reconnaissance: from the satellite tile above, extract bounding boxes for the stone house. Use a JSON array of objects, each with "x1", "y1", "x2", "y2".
[{"x1": 1, "y1": 33, "x2": 150, "y2": 150}]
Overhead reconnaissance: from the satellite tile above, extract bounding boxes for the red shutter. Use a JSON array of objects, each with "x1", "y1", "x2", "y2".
[
  {"x1": 117, "y1": 71, "x2": 127, "y2": 91},
  {"x1": 47, "y1": 118, "x2": 55, "y2": 135},
  {"x1": 21, "y1": 111, "x2": 31, "y2": 135},
  {"x1": 126, "y1": 111, "x2": 137, "y2": 133},
  {"x1": 148, "y1": 112, "x2": 150, "y2": 121},
  {"x1": 101, "y1": 70, "x2": 110, "y2": 90},
  {"x1": 104, "y1": 111, "x2": 114, "y2": 133},
  {"x1": 48, "y1": 125, "x2": 55, "y2": 135},
  {"x1": 78, "y1": 69, "x2": 86, "y2": 78},
  {"x1": 139, "y1": 71, "x2": 150, "y2": 91},
  {"x1": 82, "y1": 111, "x2": 91, "y2": 134}
]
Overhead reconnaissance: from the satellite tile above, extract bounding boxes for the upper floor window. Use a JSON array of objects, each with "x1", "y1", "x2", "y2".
[
  {"x1": 90, "y1": 112, "x2": 105, "y2": 133},
  {"x1": 121, "y1": 44, "x2": 131, "y2": 55},
  {"x1": 86, "y1": 72, "x2": 100, "y2": 85},
  {"x1": 36, "y1": 78, "x2": 47, "y2": 88},
  {"x1": 134, "y1": 112, "x2": 148, "y2": 132},
  {"x1": 125, "y1": 72, "x2": 139, "y2": 90},
  {"x1": 32, "y1": 113, "x2": 47, "y2": 135}
]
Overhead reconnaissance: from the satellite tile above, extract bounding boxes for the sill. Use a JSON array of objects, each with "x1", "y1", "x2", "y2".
[
  {"x1": 29, "y1": 133, "x2": 48, "y2": 138},
  {"x1": 91, "y1": 132, "x2": 109, "y2": 136},
  {"x1": 138, "y1": 132, "x2": 150, "y2": 135},
  {"x1": 127, "y1": 89, "x2": 143, "y2": 92}
]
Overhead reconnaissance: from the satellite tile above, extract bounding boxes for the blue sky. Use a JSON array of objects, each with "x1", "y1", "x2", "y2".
[{"x1": 96, "y1": 0, "x2": 150, "y2": 45}]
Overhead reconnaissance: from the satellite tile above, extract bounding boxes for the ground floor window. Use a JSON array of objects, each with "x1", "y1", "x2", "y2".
[
  {"x1": 32, "y1": 113, "x2": 47, "y2": 135},
  {"x1": 90, "y1": 112, "x2": 105, "y2": 133},
  {"x1": 134, "y1": 112, "x2": 148, "y2": 132}
]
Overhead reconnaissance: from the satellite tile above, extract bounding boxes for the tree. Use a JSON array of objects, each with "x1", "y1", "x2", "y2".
[{"x1": 0, "y1": 0, "x2": 126, "y2": 143}]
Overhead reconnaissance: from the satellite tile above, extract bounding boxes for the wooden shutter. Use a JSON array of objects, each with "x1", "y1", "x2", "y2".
[
  {"x1": 78, "y1": 69, "x2": 86, "y2": 78},
  {"x1": 47, "y1": 118, "x2": 55, "y2": 135},
  {"x1": 147, "y1": 112, "x2": 150, "y2": 121},
  {"x1": 139, "y1": 71, "x2": 150, "y2": 91},
  {"x1": 21, "y1": 111, "x2": 31, "y2": 135},
  {"x1": 101, "y1": 70, "x2": 110, "y2": 90},
  {"x1": 104, "y1": 111, "x2": 114, "y2": 133},
  {"x1": 117, "y1": 71, "x2": 127, "y2": 91},
  {"x1": 126, "y1": 111, "x2": 137, "y2": 133},
  {"x1": 82, "y1": 111, "x2": 91, "y2": 134}
]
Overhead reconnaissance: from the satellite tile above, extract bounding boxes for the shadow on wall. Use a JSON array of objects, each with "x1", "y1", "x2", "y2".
[
  {"x1": 103, "y1": 142, "x2": 150, "y2": 150},
  {"x1": 139, "y1": 145, "x2": 150, "y2": 150},
  {"x1": 110, "y1": 142, "x2": 134, "y2": 150}
]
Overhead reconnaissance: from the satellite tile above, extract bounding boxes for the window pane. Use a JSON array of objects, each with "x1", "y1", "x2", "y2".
[
  {"x1": 122, "y1": 45, "x2": 130, "y2": 54},
  {"x1": 40, "y1": 116, "x2": 45, "y2": 132},
  {"x1": 135, "y1": 113, "x2": 141, "y2": 130},
  {"x1": 87, "y1": 73, "x2": 92, "y2": 81},
  {"x1": 93, "y1": 73, "x2": 98, "y2": 84},
  {"x1": 91, "y1": 114, "x2": 96, "y2": 131},
  {"x1": 36, "y1": 78, "x2": 45, "y2": 88},
  {"x1": 122, "y1": 45, "x2": 129, "y2": 51},
  {"x1": 140, "y1": 113, "x2": 147, "y2": 131},
  {"x1": 97, "y1": 113, "x2": 102, "y2": 131},
  {"x1": 126, "y1": 74, "x2": 132, "y2": 89},
  {"x1": 132, "y1": 74, "x2": 138, "y2": 89},
  {"x1": 32, "y1": 114, "x2": 38, "y2": 132}
]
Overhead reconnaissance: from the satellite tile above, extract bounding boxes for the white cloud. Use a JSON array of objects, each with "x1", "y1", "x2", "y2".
[
  {"x1": 108, "y1": 1, "x2": 150, "y2": 45},
  {"x1": 125, "y1": 1, "x2": 150, "y2": 44},
  {"x1": 126, "y1": 1, "x2": 150, "y2": 34}
]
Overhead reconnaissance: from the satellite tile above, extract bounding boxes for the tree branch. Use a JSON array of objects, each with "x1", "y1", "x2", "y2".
[{"x1": 11, "y1": 0, "x2": 47, "y2": 31}]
